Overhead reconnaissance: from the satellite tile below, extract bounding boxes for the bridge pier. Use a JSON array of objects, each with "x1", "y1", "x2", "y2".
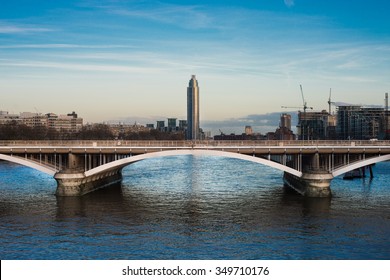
[
  {"x1": 283, "y1": 172, "x2": 333, "y2": 197},
  {"x1": 54, "y1": 169, "x2": 123, "y2": 196}
]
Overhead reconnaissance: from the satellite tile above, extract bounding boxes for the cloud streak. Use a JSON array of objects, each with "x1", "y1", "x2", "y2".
[
  {"x1": 0, "y1": 22, "x2": 53, "y2": 34},
  {"x1": 0, "y1": 44, "x2": 133, "y2": 49},
  {"x1": 284, "y1": 0, "x2": 295, "y2": 8},
  {"x1": 2, "y1": 40, "x2": 388, "y2": 85},
  {"x1": 110, "y1": 3, "x2": 213, "y2": 29},
  {"x1": 0, "y1": 60, "x2": 162, "y2": 74}
]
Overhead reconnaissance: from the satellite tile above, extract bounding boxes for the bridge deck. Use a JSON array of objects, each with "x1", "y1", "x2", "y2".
[
  {"x1": 1, "y1": 140, "x2": 390, "y2": 155},
  {"x1": 1, "y1": 139, "x2": 390, "y2": 146}
]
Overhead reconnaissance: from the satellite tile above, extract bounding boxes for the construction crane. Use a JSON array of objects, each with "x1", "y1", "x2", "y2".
[
  {"x1": 300, "y1": 84, "x2": 312, "y2": 114},
  {"x1": 281, "y1": 85, "x2": 313, "y2": 140},
  {"x1": 328, "y1": 88, "x2": 337, "y2": 115},
  {"x1": 281, "y1": 85, "x2": 313, "y2": 111}
]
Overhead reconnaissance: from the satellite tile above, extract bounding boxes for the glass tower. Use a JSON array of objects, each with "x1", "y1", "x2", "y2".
[{"x1": 187, "y1": 75, "x2": 200, "y2": 140}]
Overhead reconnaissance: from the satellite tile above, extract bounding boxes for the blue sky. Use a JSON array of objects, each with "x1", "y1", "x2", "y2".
[{"x1": 1, "y1": 0, "x2": 389, "y2": 133}]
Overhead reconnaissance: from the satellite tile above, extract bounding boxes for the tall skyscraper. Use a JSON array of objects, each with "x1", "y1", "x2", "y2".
[{"x1": 187, "y1": 75, "x2": 200, "y2": 140}]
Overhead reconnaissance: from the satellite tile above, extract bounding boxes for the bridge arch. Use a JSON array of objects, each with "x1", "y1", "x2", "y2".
[
  {"x1": 0, "y1": 154, "x2": 57, "y2": 176},
  {"x1": 84, "y1": 149, "x2": 303, "y2": 177},
  {"x1": 332, "y1": 154, "x2": 390, "y2": 177}
]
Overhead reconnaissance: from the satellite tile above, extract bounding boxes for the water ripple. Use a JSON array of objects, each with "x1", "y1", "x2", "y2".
[{"x1": 0, "y1": 156, "x2": 389, "y2": 259}]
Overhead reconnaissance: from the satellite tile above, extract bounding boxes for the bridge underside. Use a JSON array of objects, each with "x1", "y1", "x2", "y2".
[{"x1": 1, "y1": 144, "x2": 389, "y2": 197}]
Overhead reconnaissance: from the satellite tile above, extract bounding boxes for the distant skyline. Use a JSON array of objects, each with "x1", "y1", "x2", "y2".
[{"x1": 1, "y1": 0, "x2": 389, "y2": 129}]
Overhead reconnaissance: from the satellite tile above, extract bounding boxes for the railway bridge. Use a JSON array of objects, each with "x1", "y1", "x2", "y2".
[{"x1": 1, "y1": 140, "x2": 389, "y2": 197}]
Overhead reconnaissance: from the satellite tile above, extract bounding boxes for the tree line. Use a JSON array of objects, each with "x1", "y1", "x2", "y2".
[{"x1": 0, "y1": 122, "x2": 185, "y2": 140}]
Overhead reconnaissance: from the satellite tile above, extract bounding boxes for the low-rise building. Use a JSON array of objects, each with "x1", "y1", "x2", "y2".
[
  {"x1": 0, "y1": 110, "x2": 83, "y2": 132},
  {"x1": 0, "y1": 111, "x2": 21, "y2": 125}
]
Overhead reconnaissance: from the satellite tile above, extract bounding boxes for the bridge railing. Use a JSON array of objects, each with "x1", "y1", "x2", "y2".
[{"x1": 0, "y1": 140, "x2": 389, "y2": 147}]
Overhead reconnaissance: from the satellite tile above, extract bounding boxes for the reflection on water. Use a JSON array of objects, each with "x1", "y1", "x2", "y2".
[
  {"x1": 54, "y1": 180, "x2": 332, "y2": 227},
  {"x1": 55, "y1": 183, "x2": 125, "y2": 219},
  {"x1": 0, "y1": 156, "x2": 389, "y2": 259}
]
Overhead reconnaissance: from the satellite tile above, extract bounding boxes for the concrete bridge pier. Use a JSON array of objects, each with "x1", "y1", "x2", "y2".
[
  {"x1": 283, "y1": 152, "x2": 333, "y2": 197},
  {"x1": 283, "y1": 172, "x2": 333, "y2": 197},
  {"x1": 54, "y1": 153, "x2": 123, "y2": 196},
  {"x1": 54, "y1": 169, "x2": 123, "y2": 196}
]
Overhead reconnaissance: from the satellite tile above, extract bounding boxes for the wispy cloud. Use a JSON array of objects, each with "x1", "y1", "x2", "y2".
[
  {"x1": 0, "y1": 44, "x2": 133, "y2": 49},
  {"x1": 109, "y1": 3, "x2": 213, "y2": 29},
  {"x1": 0, "y1": 22, "x2": 53, "y2": 34},
  {"x1": 0, "y1": 60, "x2": 161, "y2": 74},
  {"x1": 284, "y1": 0, "x2": 295, "y2": 8}
]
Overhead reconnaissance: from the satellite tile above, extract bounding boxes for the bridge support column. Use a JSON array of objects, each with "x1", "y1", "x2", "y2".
[
  {"x1": 54, "y1": 169, "x2": 123, "y2": 196},
  {"x1": 68, "y1": 153, "x2": 83, "y2": 170},
  {"x1": 283, "y1": 172, "x2": 333, "y2": 197}
]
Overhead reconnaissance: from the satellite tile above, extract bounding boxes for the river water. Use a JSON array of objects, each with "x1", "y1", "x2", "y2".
[{"x1": 0, "y1": 155, "x2": 389, "y2": 259}]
